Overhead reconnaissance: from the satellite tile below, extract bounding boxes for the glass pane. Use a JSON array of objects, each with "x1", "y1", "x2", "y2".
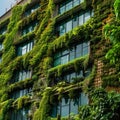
[
  {"x1": 76, "y1": 44, "x2": 82, "y2": 58},
  {"x1": 66, "y1": 1, "x2": 73, "y2": 11},
  {"x1": 0, "y1": 43, "x2": 3, "y2": 50},
  {"x1": 19, "y1": 72, "x2": 22, "y2": 81},
  {"x1": 85, "y1": 11, "x2": 90, "y2": 22},
  {"x1": 61, "y1": 55, "x2": 69, "y2": 64},
  {"x1": 54, "y1": 52, "x2": 61, "y2": 59},
  {"x1": 22, "y1": 71, "x2": 26, "y2": 80},
  {"x1": 61, "y1": 106, "x2": 69, "y2": 117},
  {"x1": 70, "y1": 73, "x2": 76, "y2": 82},
  {"x1": 83, "y1": 46, "x2": 88, "y2": 56},
  {"x1": 73, "y1": 0, "x2": 80, "y2": 6},
  {"x1": 62, "y1": 50, "x2": 69, "y2": 55},
  {"x1": 70, "y1": 48, "x2": 75, "y2": 61},
  {"x1": 57, "y1": 104, "x2": 61, "y2": 115},
  {"x1": 80, "y1": 93, "x2": 88, "y2": 105},
  {"x1": 84, "y1": 69, "x2": 91, "y2": 77},
  {"x1": 83, "y1": 42, "x2": 89, "y2": 56},
  {"x1": 22, "y1": 45, "x2": 27, "y2": 55},
  {"x1": 73, "y1": 16, "x2": 78, "y2": 28},
  {"x1": 61, "y1": 98, "x2": 69, "y2": 106},
  {"x1": 64, "y1": 74, "x2": 70, "y2": 82},
  {"x1": 27, "y1": 43, "x2": 30, "y2": 52},
  {"x1": 17, "y1": 47, "x2": 22, "y2": 56},
  {"x1": 51, "y1": 106, "x2": 57, "y2": 117},
  {"x1": 77, "y1": 70, "x2": 83, "y2": 77},
  {"x1": 79, "y1": 14, "x2": 84, "y2": 25},
  {"x1": 0, "y1": 57, "x2": 2, "y2": 63},
  {"x1": 80, "y1": 0, "x2": 84, "y2": 3},
  {"x1": 59, "y1": 4, "x2": 65, "y2": 14},
  {"x1": 61, "y1": 98, "x2": 69, "y2": 117},
  {"x1": 66, "y1": 20, "x2": 72, "y2": 33},
  {"x1": 59, "y1": 24, "x2": 65, "y2": 36},
  {"x1": 20, "y1": 89, "x2": 23, "y2": 97},
  {"x1": 28, "y1": 26, "x2": 33, "y2": 32},
  {"x1": 54, "y1": 58, "x2": 61, "y2": 66},
  {"x1": 30, "y1": 41, "x2": 33, "y2": 51},
  {"x1": 70, "y1": 100, "x2": 78, "y2": 114},
  {"x1": 22, "y1": 29, "x2": 26, "y2": 35},
  {"x1": 26, "y1": 71, "x2": 31, "y2": 79}
]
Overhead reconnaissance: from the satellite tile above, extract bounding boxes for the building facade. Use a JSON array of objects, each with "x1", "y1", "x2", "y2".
[{"x1": 0, "y1": 0, "x2": 120, "y2": 120}]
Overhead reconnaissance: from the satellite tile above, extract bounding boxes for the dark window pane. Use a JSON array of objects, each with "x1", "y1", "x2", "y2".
[
  {"x1": 54, "y1": 52, "x2": 61, "y2": 59},
  {"x1": 76, "y1": 44, "x2": 82, "y2": 58},
  {"x1": 51, "y1": 106, "x2": 57, "y2": 117},
  {"x1": 77, "y1": 70, "x2": 83, "y2": 77},
  {"x1": 70, "y1": 73, "x2": 76, "y2": 82},
  {"x1": 70, "y1": 48, "x2": 75, "y2": 61},
  {"x1": 54, "y1": 58, "x2": 61, "y2": 66},
  {"x1": 73, "y1": 16, "x2": 78, "y2": 28},
  {"x1": 59, "y1": 24, "x2": 65, "y2": 35}
]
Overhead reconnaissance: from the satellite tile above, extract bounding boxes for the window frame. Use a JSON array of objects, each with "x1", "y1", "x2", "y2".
[
  {"x1": 53, "y1": 41, "x2": 90, "y2": 67},
  {"x1": 51, "y1": 93, "x2": 88, "y2": 117}
]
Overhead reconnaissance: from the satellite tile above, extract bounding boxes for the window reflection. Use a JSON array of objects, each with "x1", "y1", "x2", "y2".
[
  {"x1": 59, "y1": 0, "x2": 84, "y2": 14},
  {"x1": 51, "y1": 93, "x2": 88, "y2": 117},
  {"x1": 53, "y1": 42, "x2": 90, "y2": 67},
  {"x1": 17, "y1": 41, "x2": 34, "y2": 56},
  {"x1": 58, "y1": 10, "x2": 93, "y2": 36}
]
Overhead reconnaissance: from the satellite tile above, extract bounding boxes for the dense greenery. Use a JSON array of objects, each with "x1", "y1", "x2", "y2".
[
  {"x1": 104, "y1": 0, "x2": 120, "y2": 65},
  {"x1": 0, "y1": 0, "x2": 120, "y2": 120}
]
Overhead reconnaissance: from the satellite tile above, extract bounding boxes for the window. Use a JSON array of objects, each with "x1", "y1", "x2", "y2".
[
  {"x1": 66, "y1": 0, "x2": 73, "y2": 11},
  {"x1": 0, "y1": 27, "x2": 7, "y2": 35},
  {"x1": 79, "y1": 14, "x2": 84, "y2": 25},
  {"x1": 10, "y1": 107, "x2": 30, "y2": 120},
  {"x1": 51, "y1": 93, "x2": 88, "y2": 117},
  {"x1": 0, "y1": 42, "x2": 3, "y2": 51},
  {"x1": 17, "y1": 41, "x2": 34, "y2": 56},
  {"x1": 0, "y1": 56, "x2": 2, "y2": 63},
  {"x1": 54, "y1": 41, "x2": 90, "y2": 67},
  {"x1": 59, "y1": 24, "x2": 66, "y2": 36},
  {"x1": 59, "y1": 3, "x2": 65, "y2": 14},
  {"x1": 66, "y1": 20, "x2": 72, "y2": 33},
  {"x1": 18, "y1": 70, "x2": 31, "y2": 81},
  {"x1": 59, "y1": 0, "x2": 84, "y2": 14},
  {"x1": 22, "y1": 21, "x2": 38, "y2": 36},
  {"x1": 11, "y1": 88, "x2": 32, "y2": 99},
  {"x1": 11, "y1": 70, "x2": 32, "y2": 83},
  {"x1": 73, "y1": 0, "x2": 80, "y2": 6},
  {"x1": 58, "y1": 10, "x2": 93, "y2": 36},
  {"x1": 25, "y1": 4, "x2": 40, "y2": 16},
  {"x1": 73, "y1": 16, "x2": 78, "y2": 28},
  {"x1": 55, "y1": 69, "x2": 90, "y2": 83}
]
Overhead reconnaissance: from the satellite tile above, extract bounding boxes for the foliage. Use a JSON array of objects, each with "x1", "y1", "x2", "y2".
[
  {"x1": 104, "y1": 0, "x2": 120, "y2": 64},
  {"x1": 0, "y1": 0, "x2": 119, "y2": 120},
  {"x1": 33, "y1": 87, "x2": 52, "y2": 120},
  {"x1": 0, "y1": 100, "x2": 13, "y2": 120},
  {"x1": 79, "y1": 88, "x2": 120, "y2": 120}
]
